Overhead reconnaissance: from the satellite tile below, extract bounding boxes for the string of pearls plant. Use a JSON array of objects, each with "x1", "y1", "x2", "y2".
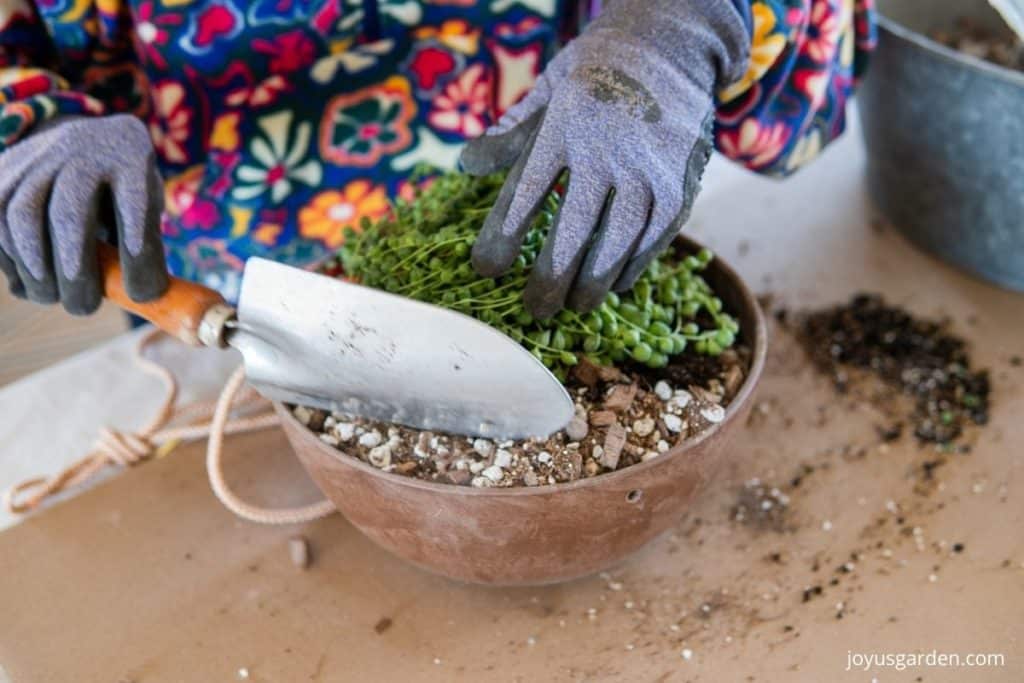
[{"x1": 332, "y1": 171, "x2": 739, "y2": 381}]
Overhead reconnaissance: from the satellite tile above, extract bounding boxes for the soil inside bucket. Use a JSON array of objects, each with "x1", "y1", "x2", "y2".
[
  {"x1": 931, "y1": 16, "x2": 1024, "y2": 72},
  {"x1": 291, "y1": 346, "x2": 750, "y2": 488}
]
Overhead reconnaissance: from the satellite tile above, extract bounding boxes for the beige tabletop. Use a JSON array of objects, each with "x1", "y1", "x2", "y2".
[{"x1": 0, "y1": 117, "x2": 1022, "y2": 682}]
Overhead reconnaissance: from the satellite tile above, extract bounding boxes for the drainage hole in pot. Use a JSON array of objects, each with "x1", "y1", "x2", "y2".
[{"x1": 626, "y1": 489, "x2": 643, "y2": 504}]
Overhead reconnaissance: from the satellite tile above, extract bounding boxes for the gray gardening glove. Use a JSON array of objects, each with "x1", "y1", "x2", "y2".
[
  {"x1": 0, "y1": 115, "x2": 167, "y2": 315},
  {"x1": 461, "y1": 0, "x2": 750, "y2": 318}
]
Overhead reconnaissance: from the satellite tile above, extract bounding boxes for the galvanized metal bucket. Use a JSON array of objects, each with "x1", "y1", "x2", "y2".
[{"x1": 857, "y1": 0, "x2": 1024, "y2": 291}]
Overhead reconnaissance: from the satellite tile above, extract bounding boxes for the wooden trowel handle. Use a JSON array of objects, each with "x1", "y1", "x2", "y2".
[{"x1": 99, "y1": 243, "x2": 233, "y2": 347}]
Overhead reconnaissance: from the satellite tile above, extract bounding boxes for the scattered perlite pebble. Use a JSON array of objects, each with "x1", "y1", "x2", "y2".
[
  {"x1": 319, "y1": 433, "x2": 340, "y2": 447},
  {"x1": 670, "y1": 390, "x2": 692, "y2": 410},
  {"x1": 537, "y1": 452, "x2": 553, "y2": 464},
  {"x1": 359, "y1": 430, "x2": 382, "y2": 448},
  {"x1": 822, "y1": 520, "x2": 833, "y2": 532},
  {"x1": 494, "y1": 449, "x2": 513, "y2": 468},
  {"x1": 526, "y1": 636, "x2": 537, "y2": 646},
  {"x1": 482, "y1": 465, "x2": 504, "y2": 483},
  {"x1": 293, "y1": 406, "x2": 312, "y2": 425},
  {"x1": 473, "y1": 439, "x2": 494, "y2": 457},
  {"x1": 471, "y1": 476, "x2": 493, "y2": 488},
  {"x1": 681, "y1": 648, "x2": 693, "y2": 661},
  {"x1": 654, "y1": 381, "x2": 673, "y2": 401},
  {"x1": 368, "y1": 445, "x2": 392, "y2": 468},
  {"x1": 633, "y1": 418, "x2": 656, "y2": 437},
  {"x1": 336, "y1": 423, "x2": 355, "y2": 441},
  {"x1": 237, "y1": 668, "x2": 250, "y2": 680},
  {"x1": 700, "y1": 404, "x2": 725, "y2": 424},
  {"x1": 662, "y1": 413, "x2": 683, "y2": 433},
  {"x1": 288, "y1": 535, "x2": 311, "y2": 569},
  {"x1": 656, "y1": 440, "x2": 670, "y2": 453}
]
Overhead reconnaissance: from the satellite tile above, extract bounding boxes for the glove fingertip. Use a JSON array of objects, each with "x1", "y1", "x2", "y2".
[
  {"x1": 0, "y1": 253, "x2": 25, "y2": 299},
  {"x1": 8, "y1": 279, "x2": 27, "y2": 299},
  {"x1": 61, "y1": 280, "x2": 103, "y2": 316},
  {"x1": 566, "y1": 283, "x2": 607, "y2": 315},
  {"x1": 124, "y1": 264, "x2": 169, "y2": 304},
  {"x1": 523, "y1": 288, "x2": 561, "y2": 321},
  {"x1": 522, "y1": 268, "x2": 568, "y2": 321},
  {"x1": 470, "y1": 240, "x2": 516, "y2": 279}
]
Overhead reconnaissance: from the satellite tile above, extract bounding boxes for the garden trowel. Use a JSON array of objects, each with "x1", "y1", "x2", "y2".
[{"x1": 98, "y1": 245, "x2": 573, "y2": 439}]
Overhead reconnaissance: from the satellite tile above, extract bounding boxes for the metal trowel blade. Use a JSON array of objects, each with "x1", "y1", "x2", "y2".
[{"x1": 227, "y1": 258, "x2": 574, "y2": 439}]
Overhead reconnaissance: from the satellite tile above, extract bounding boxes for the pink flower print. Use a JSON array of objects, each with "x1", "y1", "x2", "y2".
[{"x1": 428, "y1": 64, "x2": 490, "y2": 138}]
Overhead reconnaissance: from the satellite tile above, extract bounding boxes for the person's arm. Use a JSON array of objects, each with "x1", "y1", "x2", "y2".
[
  {"x1": 715, "y1": 0, "x2": 877, "y2": 176},
  {"x1": 0, "y1": 1, "x2": 167, "y2": 314}
]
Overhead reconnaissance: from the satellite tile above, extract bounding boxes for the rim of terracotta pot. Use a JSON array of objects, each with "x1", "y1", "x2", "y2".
[
  {"x1": 878, "y1": 13, "x2": 1024, "y2": 87},
  {"x1": 276, "y1": 233, "x2": 767, "y2": 497}
]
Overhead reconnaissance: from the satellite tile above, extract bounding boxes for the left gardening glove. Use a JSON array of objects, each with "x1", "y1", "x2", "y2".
[
  {"x1": 461, "y1": 0, "x2": 750, "y2": 318},
  {"x1": 0, "y1": 114, "x2": 168, "y2": 315}
]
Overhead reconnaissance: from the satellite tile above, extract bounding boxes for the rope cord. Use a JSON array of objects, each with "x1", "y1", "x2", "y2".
[{"x1": 4, "y1": 330, "x2": 335, "y2": 525}]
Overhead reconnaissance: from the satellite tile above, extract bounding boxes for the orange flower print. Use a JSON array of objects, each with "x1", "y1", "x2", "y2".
[{"x1": 299, "y1": 181, "x2": 389, "y2": 248}]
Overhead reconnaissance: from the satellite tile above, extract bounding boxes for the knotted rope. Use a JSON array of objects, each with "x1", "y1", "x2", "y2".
[{"x1": 4, "y1": 329, "x2": 335, "y2": 525}]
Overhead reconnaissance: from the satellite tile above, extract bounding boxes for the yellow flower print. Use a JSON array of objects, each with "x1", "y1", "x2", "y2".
[
  {"x1": 719, "y1": 2, "x2": 788, "y2": 103},
  {"x1": 413, "y1": 19, "x2": 481, "y2": 55},
  {"x1": 210, "y1": 112, "x2": 241, "y2": 152},
  {"x1": 299, "y1": 181, "x2": 389, "y2": 249},
  {"x1": 253, "y1": 223, "x2": 283, "y2": 245},
  {"x1": 229, "y1": 205, "x2": 253, "y2": 238}
]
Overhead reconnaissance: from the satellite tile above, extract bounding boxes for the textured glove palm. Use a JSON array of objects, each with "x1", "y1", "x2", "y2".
[
  {"x1": 461, "y1": 0, "x2": 749, "y2": 318},
  {"x1": 0, "y1": 115, "x2": 167, "y2": 315}
]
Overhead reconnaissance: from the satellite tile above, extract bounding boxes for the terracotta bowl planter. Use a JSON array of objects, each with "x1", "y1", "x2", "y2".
[{"x1": 275, "y1": 236, "x2": 766, "y2": 585}]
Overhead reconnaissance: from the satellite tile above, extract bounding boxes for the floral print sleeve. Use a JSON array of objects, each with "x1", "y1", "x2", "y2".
[
  {"x1": 0, "y1": 0, "x2": 153, "y2": 149},
  {"x1": 714, "y1": 0, "x2": 877, "y2": 176}
]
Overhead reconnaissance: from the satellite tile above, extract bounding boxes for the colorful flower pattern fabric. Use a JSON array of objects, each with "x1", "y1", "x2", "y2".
[{"x1": 0, "y1": 0, "x2": 874, "y2": 299}]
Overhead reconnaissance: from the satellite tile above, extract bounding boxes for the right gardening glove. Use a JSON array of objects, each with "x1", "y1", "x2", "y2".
[
  {"x1": 461, "y1": 0, "x2": 750, "y2": 319},
  {"x1": 0, "y1": 115, "x2": 168, "y2": 315}
]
